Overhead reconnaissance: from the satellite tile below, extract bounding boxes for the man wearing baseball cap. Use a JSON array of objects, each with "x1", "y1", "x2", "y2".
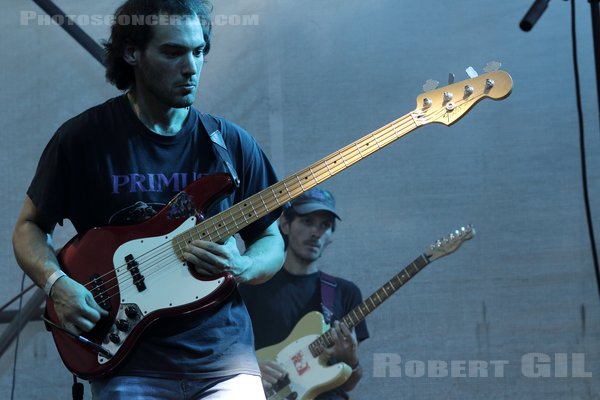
[{"x1": 240, "y1": 187, "x2": 369, "y2": 399}]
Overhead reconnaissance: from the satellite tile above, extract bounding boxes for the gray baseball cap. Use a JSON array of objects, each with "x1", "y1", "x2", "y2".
[{"x1": 289, "y1": 187, "x2": 341, "y2": 220}]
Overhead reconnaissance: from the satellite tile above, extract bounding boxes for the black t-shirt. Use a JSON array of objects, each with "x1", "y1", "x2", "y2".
[
  {"x1": 28, "y1": 95, "x2": 280, "y2": 378},
  {"x1": 239, "y1": 268, "x2": 369, "y2": 399}
]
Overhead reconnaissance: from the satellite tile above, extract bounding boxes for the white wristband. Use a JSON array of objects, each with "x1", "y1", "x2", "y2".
[{"x1": 44, "y1": 270, "x2": 66, "y2": 296}]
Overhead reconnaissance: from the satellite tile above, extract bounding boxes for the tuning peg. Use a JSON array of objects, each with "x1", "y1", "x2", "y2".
[
  {"x1": 467, "y1": 225, "x2": 476, "y2": 237},
  {"x1": 422, "y1": 79, "x2": 439, "y2": 92},
  {"x1": 483, "y1": 61, "x2": 502, "y2": 73},
  {"x1": 465, "y1": 66, "x2": 478, "y2": 78},
  {"x1": 448, "y1": 73, "x2": 455, "y2": 85}
]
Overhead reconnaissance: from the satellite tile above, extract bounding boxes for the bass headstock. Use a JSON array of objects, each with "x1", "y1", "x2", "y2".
[{"x1": 412, "y1": 70, "x2": 512, "y2": 126}]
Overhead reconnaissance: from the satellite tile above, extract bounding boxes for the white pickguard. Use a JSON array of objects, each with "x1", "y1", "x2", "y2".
[
  {"x1": 96, "y1": 216, "x2": 228, "y2": 365},
  {"x1": 112, "y1": 216, "x2": 225, "y2": 315},
  {"x1": 275, "y1": 335, "x2": 346, "y2": 399}
]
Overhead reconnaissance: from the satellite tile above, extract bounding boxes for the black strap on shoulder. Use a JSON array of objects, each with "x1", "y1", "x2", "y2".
[
  {"x1": 198, "y1": 112, "x2": 240, "y2": 187},
  {"x1": 320, "y1": 271, "x2": 337, "y2": 324}
]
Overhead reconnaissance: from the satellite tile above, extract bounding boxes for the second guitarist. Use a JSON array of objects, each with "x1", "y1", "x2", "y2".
[{"x1": 240, "y1": 188, "x2": 369, "y2": 399}]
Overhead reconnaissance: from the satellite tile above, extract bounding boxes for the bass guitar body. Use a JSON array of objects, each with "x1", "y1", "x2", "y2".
[{"x1": 46, "y1": 173, "x2": 238, "y2": 379}]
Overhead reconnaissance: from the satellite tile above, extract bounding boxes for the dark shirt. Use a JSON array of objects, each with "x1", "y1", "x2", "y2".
[{"x1": 28, "y1": 95, "x2": 280, "y2": 378}]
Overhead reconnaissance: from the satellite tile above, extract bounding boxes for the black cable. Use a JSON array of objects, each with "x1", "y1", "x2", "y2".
[
  {"x1": 0, "y1": 283, "x2": 36, "y2": 314},
  {"x1": 571, "y1": 0, "x2": 600, "y2": 300},
  {"x1": 589, "y1": 0, "x2": 600, "y2": 129},
  {"x1": 72, "y1": 375, "x2": 84, "y2": 400},
  {"x1": 10, "y1": 273, "x2": 27, "y2": 400}
]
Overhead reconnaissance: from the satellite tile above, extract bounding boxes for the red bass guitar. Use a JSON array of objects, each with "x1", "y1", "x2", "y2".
[{"x1": 45, "y1": 69, "x2": 512, "y2": 379}]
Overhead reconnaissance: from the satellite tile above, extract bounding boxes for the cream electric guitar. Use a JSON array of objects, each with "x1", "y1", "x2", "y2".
[{"x1": 257, "y1": 226, "x2": 475, "y2": 400}]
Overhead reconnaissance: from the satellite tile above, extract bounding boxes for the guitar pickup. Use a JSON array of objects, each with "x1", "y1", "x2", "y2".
[
  {"x1": 268, "y1": 373, "x2": 298, "y2": 399},
  {"x1": 125, "y1": 254, "x2": 146, "y2": 292},
  {"x1": 273, "y1": 374, "x2": 291, "y2": 392}
]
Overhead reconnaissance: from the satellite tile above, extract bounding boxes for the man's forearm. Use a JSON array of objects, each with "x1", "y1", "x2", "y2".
[
  {"x1": 241, "y1": 221, "x2": 284, "y2": 285},
  {"x1": 13, "y1": 220, "x2": 60, "y2": 289}
]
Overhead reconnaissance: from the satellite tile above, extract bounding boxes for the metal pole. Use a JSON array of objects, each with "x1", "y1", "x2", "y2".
[{"x1": 0, "y1": 288, "x2": 46, "y2": 358}]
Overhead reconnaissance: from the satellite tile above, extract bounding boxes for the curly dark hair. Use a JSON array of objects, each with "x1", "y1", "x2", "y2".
[{"x1": 104, "y1": 0, "x2": 213, "y2": 91}]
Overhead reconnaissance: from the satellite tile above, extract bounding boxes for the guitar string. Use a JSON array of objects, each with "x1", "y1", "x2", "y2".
[
  {"x1": 310, "y1": 258, "x2": 428, "y2": 355},
  {"x1": 89, "y1": 100, "x2": 462, "y2": 304},
  {"x1": 90, "y1": 111, "x2": 423, "y2": 300},
  {"x1": 176, "y1": 89, "x2": 487, "y2": 249},
  {"x1": 310, "y1": 226, "x2": 472, "y2": 353},
  {"x1": 91, "y1": 101, "x2": 466, "y2": 303},
  {"x1": 85, "y1": 76, "x2": 497, "y2": 294},
  {"x1": 88, "y1": 94, "x2": 482, "y2": 304}
]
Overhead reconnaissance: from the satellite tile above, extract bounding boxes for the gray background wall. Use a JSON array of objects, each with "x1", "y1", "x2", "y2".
[{"x1": 1, "y1": 0, "x2": 600, "y2": 399}]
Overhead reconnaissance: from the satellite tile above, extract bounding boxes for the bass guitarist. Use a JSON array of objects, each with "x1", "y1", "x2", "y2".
[{"x1": 12, "y1": 0, "x2": 284, "y2": 398}]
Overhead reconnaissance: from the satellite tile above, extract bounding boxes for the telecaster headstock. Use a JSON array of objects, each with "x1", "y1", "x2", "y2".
[{"x1": 425, "y1": 225, "x2": 476, "y2": 261}]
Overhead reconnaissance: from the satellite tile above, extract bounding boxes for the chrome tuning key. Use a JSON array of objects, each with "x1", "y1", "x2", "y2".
[
  {"x1": 465, "y1": 66, "x2": 478, "y2": 78},
  {"x1": 448, "y1": 73, "x2": 455, "y2": 84}
]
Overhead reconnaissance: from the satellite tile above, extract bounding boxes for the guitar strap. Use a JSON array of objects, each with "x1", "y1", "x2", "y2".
[
  {"x1": 319, "y1": 271, "x2": 337, "y2": 324},
  {"x1": 198, "y1": 112, "x2": 240, "y2": 188}
]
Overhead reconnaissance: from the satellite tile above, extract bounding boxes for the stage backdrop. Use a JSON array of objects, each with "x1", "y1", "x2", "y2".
[{"x1": 1, "y1": 0, "x2": 599, "y2": 399}]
